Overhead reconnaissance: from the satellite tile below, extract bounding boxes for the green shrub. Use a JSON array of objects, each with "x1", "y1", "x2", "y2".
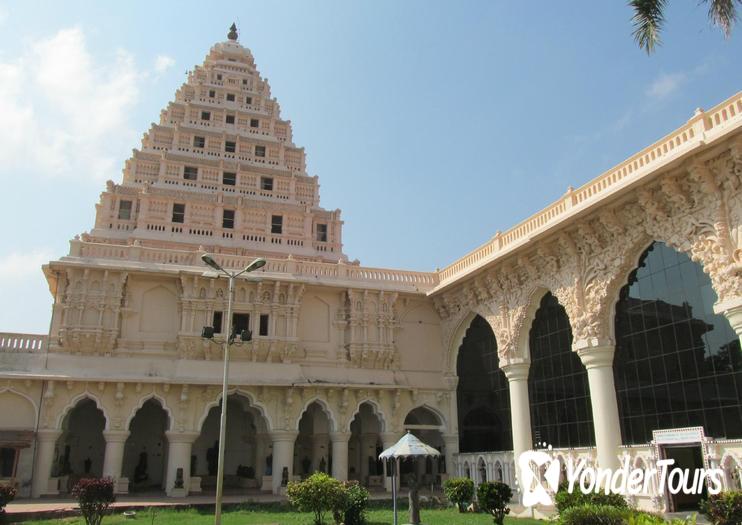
[
  {"x1": 336, "y1": 481, "x2": 369, "y2": 525},
  {"x1": 476, "y1": 481, "x2": 512, "y2": 525},
  {"x1": 557, "y1": 503, "x2": 626, "y2": 525},
  {"x1": 625, "y1": 510, "x2": 668, "y2": 525},
  {"x1": 71, "y1": 478, "x2": 115, "y2": 525},
  {"x1": 443, "y1": 477, "x2": 475, "y2": 512},
  {"x1": 0, "y1": 484, "x2": 17, "y2": 516},
  {"x1": 700, "y1": 490, "x2": 742, "y2": 525},
  {"x1": 554, "y1": 483, "x2": 628, "y2": 514},
  {"x1": 286, "y1": 472, "x2": 345, "y2": 525}
]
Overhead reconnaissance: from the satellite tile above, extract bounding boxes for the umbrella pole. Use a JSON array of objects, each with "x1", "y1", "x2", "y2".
[{"x1": 392, "y1": 459, "x2": 398, "y2": 525}]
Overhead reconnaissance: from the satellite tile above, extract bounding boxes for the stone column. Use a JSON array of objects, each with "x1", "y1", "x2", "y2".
[
  {"x1": 715, "y1": 299, "x2": 742, "y2": 347},
  {"x1": 380, "y1": 432, "x2": 400, "y2": 492},
  {"x1": 164, "y1": 431, "x2": 199, "y2": 497},
  {"x1": 442, "y1": 434, "x2": 459, "y2": 477},
  {"x1": 330, "y1": 432, "x2": 350, "y2": 481},
  {"x1": 578, "y1": 345, "x2": 621, "y2": 471},
  {"x1": 271, "y1": 431, "x2": 298, "y2": 494},
  {"x1": 501, "y1": 361, "x2": 532, "y2": 495},
  {"x1": 32, "y1": 430, "x2": 62, "y2": 498},
  {"x1": 254, "y1": 432, "x2": 267, "y2": 484},
  {"x1": 102, "y1": 430, "x2": 130, "y2": 494}
]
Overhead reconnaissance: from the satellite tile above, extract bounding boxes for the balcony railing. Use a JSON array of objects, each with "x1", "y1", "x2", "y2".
[
  {"x1": 0, "y1": 332, "x2": 47, "y2": 353},
  {"x1": 436, "y1": 91, "x2": 742, "y2": 290}
]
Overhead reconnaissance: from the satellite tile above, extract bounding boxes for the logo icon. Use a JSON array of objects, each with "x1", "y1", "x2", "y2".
[{"x1": 518, "y1": 446, "x2": 560, "y2": 507}]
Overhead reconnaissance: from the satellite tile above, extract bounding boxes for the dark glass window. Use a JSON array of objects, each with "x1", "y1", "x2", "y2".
[
  {"x1": 226, "y1": 114, "x2": 235, "y2": 124},
  {"x1": 226, "y1": 93, "x2": 235, "y2": 102},
  {"x1": 316, "y1": 224, "x2": 328, "y2": 242},
  {"x1": 193, "y1": 136, "x2": 205, "y2": 148},
  {"x1": 271, "y1": 215, "x2": 283, "y2": 234},
  {"x1": 208, "y1": 90, "x2": 215, "y2": 98},
  {"x1": 222, "y1": 209, "x2": 234, "y2": 229},
  {"x1": 259, "y1": 314, "x2": 269, "y2": 336},
  {"x1": 183, "y1": 166, "x2": 198, "y2": 180},
  {"x1": 213, "y1": 311, "x2": 223, "y2": 334},
  {"x1": 250, "y1": 118, "x2": 259, "y2": 128},
  {"x1": 118, "y1": 200, "x2": 132, "y2": 220},
  {"x1": 614, "y1": 242, "x2": 742, "y2": 444},
  {"x1": 201, "y1": 111, "x2": 210, "y2": 121},
  {"x1": 457, "y1": 315, "x2": 512, "y2": 452},
  {"x1": 255, "y1": 145, "x2": 266, "y2": 157},
  {"x1": 172, "y1": 203, "x2": 185, "y2": 223},
  {"x1": 246, "y1": 96, "x2": 253, "y2": 105},
  {"x1": 232, "y1": 313, "x2": 249, "y2": 336},
  {"x1": 261, "y1": 177, "x2": 273, "y2": 191},
  {"x1": 529, "y1": 292, "x2": 595, "y2": 448},
  {"x1": 225, "y1": 141, "x2": 236, "y2": 153},
  {"x1": 0, "y1": 448, "x2": 16, "y2": 477},
  {"x1": 222, "y1": 172, "x2": 236, "y2": 186}
]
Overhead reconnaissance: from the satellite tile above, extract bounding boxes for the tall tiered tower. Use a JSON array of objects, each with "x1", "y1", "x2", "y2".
[{"x1": 87, "y1": 25, "x2": 345, "y2": 262}]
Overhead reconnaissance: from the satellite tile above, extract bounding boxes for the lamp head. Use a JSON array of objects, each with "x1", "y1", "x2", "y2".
[
  {"x1": 245, "y1": 258, "x2": 267, "y2": 273},
  {"x1": 201, "y1": 254, "x2": 222, "y2": 272}
]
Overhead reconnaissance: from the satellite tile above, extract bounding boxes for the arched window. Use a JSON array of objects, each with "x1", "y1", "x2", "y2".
[
  {"x1": 614, "y1": 242, "x2": 742, "y2": 444},
  {"x1": 528, "y1": 293, "x2": 595, "y2": 448},
  {"x1": 457, "y1": 315, "x2": 512, "y2": 452}
]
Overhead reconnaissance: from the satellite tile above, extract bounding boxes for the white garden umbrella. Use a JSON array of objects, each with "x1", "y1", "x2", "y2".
[{"x1": 379, "y1": 431, "x2": 440, "y2": 525}]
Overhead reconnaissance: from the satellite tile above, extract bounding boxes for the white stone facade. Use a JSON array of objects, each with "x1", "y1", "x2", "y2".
[{"x1": 1, "y1": 27, "x2": 741, "y2": 514}]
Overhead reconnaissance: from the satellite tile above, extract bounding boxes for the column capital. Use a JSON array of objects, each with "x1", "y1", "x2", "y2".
[
  {"x1": 165, "y1": 431, "x2": 200, "y2": 444},
  {"x1": 271, "y1": 430, "x2": 299, "y2": 443},
  {"x1": 103, "y1": 430, "x2": 131, "y2": 443},
  {"x1": 329, "y1": 432, "x2": 351, "y2": 443},
  {"x1": 37, "y1": 429, "x2": 62, "y2": 443},
  {"x1": 577, "y1": 345, "x2": 615, "y2": 369},
  {"x1": 501, "y1": 361, "x2": 530, "y2": 381}
]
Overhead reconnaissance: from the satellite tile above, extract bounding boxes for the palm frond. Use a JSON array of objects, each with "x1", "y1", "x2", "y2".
[
  {"x1": 704, "y1": 0, "x2": 741, "y2": 37},
  {"x1": 630, "y1": 0, "x2": 668, "y2": 54}
]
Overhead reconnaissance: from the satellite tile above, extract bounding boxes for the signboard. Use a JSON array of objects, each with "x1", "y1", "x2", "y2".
[{"x1": 652, "y1": 426, "x2": 705, "y2": 445}]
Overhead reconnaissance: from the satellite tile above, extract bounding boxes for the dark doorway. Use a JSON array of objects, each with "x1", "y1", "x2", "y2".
[{"x1": 662, "y1": 445, "x2": 704, "y2": 512}]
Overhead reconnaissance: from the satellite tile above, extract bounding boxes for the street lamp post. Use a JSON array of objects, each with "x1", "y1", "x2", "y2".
[{"x1": 200, "y1": 254, "x2": 266, "y2": 525}]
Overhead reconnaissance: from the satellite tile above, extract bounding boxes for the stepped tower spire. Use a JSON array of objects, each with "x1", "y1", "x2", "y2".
[{"x1": 85, "y1": 31, "x2": 346, "y2": 263}]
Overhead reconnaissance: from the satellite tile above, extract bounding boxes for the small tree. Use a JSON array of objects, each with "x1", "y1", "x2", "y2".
[
  {"x1": 336, "y1": 481, "x2": 369, "y2": 525},
  {"x1": 286, "y1": 472, "x2": 345, "y2": 525},
  {"x1": 701, "y1": 490, "x2": 742, "y2": 525},
  {"x1": 443, "y1": 477, "x2": 475, "y2": 512},
  {"x1": 72, "y1": 478, "x2": 115, "y2": 525},
  {"x1": 477, "y1": 481, "x2": 512, "y2": 525},
  {"x1": 0, "y1": 484, "x2": 17, "y2": 517}
]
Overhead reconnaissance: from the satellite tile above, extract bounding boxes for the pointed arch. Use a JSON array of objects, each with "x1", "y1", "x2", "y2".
[
  {"x1": 126, "y1": 393, "x2": 173, "y2": 430},
  {"x1": 295, "y1": 398, "x2": 337, "y2": 433},
  {"x1": 0, "y1": 387, "x2": 38, "y2": 429},
  {"x1": 404, "y1": 405, "x2": 446, "y2": 428},
  {"x1": 513, "y1": 286, "x2": 552, "y2": 361},
  {"x1": 346, "y1": 399, "x2": 386, "y2": 433},
  {"x1": 57, "y1": 392, "x2": 109, "y2": 430},
  {"x1": 196, "y1": 388, "x2": 272, "y2": 432}
]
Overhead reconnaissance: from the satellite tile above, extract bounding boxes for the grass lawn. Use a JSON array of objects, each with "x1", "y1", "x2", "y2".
[{"x1": 20, "y1": 505, "x2": 545, "y2": 525}]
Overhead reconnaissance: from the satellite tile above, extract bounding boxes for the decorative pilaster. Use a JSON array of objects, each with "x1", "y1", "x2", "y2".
[
  {"x1": 330, "y1": 432, "x2": 351, "y2": 481},
  {"x1": 32, "y1": 430, "x2": 62, "y2": 498},
  {"x1": 271, "y1": 431, "x2": 298, "y2": 494},
  {"x1": 164, "y1": 431, "x2": 199, "y2": 497},
  {"x1": 102, "y1": 430, "x2": 130, "y2": 494}
]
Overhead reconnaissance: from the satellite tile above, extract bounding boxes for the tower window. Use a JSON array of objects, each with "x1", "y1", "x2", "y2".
[
  {"x1": 260, "y1": 177, "x2": 273, "y2": 191},
  {"x1": 222, "y1": 172, "x2": 236, "y2": 186},
  {"x1": 255, "y1": 145, "x2": 266, "y2": 157},
  {"x1": 271, "y1": 215, "x2": 283, "y2": 234},
  {"x1": 118, "y1": 200, "x2": 132, "y2": 220},
  {"x1": 245, "y1": 96, "x2": 253, "y2": 105},
  {"x1": 209, "y1": 90, "x2": 215, "y2": 98},
  {"x1": 226, "y1": 93, "x2": 235, "y2": 102},
  {"x1": 250, "y1": 118, "x2": 259, "y2": 128},
  {"x1": 225, "y1": 114, "x2": 235, "y2": 124},
  {"x1": 183, "y1": 166, "x2": 198, "y2": 180},
  {"x1": 232, "y1": 313, "x2": 250, "y2": 335},
  {"x1": 193, "y1": 136, "x2": 205, "y2": 148},
  {"x1": 316, "y1": 223, "x2": 328, "y2": 242},
  {"x1": 216, "y1": 74, "x2": 222, "y2": 81},
  {"x1": 242, "y1": 79, "x2": 247, "y2": 85},
  {"x1": 225, "y1": 141, "x2": 236, "y2": 153},
  {"x1": 172, "y1": 203, "x2": 185, "y2": 223},
  {"x1": 212, "y1": 311, "x2": 223, "y2": 333},
  {"x1": 259, "y1": 314, "x2": 269, "y2": 336},
  {"x1": 222, "y1": 209, "x2": 235, "y2": 229},
  {"x1": 201, "y1": 111, "x2": 210, "y2": 121}
]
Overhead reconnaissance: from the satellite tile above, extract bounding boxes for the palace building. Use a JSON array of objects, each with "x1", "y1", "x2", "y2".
[{"x1": 1, "y1": 26, "x2": 741, "y2": 514}]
